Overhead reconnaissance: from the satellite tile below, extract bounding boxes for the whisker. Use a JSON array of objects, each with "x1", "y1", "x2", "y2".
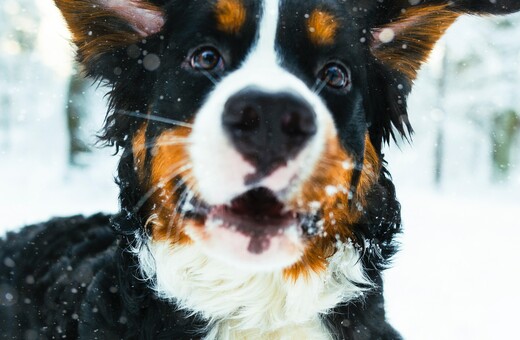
[
  {"x1": 311, "y1": 78, "x2": 322, "y2": 93},
  {"x1": 313, "y1": 76, "x2": 330, "y2": 96},
  {"x1": 321, "y1": 156, "x2": 356, "y2": 169},
  {"x1": 133, "y1": 163, "x2": 192, "y2": 213},
  {"x1": 148, "y1": 200, "x2": 167, "y2": 231},
  {"x1": 174, "y1": 188, "x2": 192, "y2": 233},
  {"x1": 159, "y1": 133, "x2": 192, "y2": 145},
  {"x1": 175, "y1": 179, "x2": 198, "y2": 234},
  {"x1": 140, "y1": 139, "x2": 192, "y2": 151},
  {"x1": 163, "y1": 177, "x2": 190, "y2": 240},
  {"x1": 155, "y1": 140, "x2": 193, "y2": 147},
  {"x1": 119, "y1": 139, "x2": 191, "y2": 162},
  {"x1": 116, "y1": 109, "x2": 193, "y2": 129},
  {"x1": 179, "y1": 180, "x2": 197, "y2": 216},
  {"x1": 164, "y1": 174, "x2": 196, "y2": 240},
  {"x1": 200, "y1": 69, "x2": 219, "y2": 86},
  {"x1": 164, "y1": 210, "x2": 177, "y2": 241}
]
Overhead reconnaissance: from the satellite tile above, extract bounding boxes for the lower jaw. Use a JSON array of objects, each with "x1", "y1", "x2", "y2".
[{"x1": 184, "y1": 218, "x2": 305, "y2": 272}]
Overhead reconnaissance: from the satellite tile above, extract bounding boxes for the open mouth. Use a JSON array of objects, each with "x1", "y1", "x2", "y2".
[
  {"x1": 185, "y1": 187, "x2": 307, "y2": 269},
  {"x1": 208, "y1": 187, "x2": 300, "y2": 253}
]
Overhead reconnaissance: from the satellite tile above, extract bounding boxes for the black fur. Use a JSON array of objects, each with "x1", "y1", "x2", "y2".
[
  {"x1": 0, "y1": 215, "x2": 207, "y2": 339},
  {"x1": 326, "y1": 169, "x2": 403, "y2": 340}
]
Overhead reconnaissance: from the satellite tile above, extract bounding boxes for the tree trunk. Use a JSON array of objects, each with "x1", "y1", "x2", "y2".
[
  {"x1": 491, "y1": 109, "x2": 519, "y2": 181},
  {"x1": 66, "y1": 65, "x2": 91, "y2": 166}
]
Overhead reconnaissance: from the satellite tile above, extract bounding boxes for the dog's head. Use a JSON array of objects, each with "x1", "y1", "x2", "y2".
[{"x1": 55, "y1": 0, "x2": 519, "y2": 275}]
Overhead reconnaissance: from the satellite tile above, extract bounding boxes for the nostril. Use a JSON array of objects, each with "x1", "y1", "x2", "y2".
[
  {"x1": 281, "y1": 111, "x2": 300, "y2": 135},
  {"x1": 300, "y1": 113, "x2": 318, "y2": 135},
  {"x1": 281, "y1": 110, "x2": 317, "y2": 137},
  {"x1": 223, "y1": 105, "x2": 261, "y2": 133},
  {"x1": 239, "y1": 106, "x2": 261, "y2": 131}
]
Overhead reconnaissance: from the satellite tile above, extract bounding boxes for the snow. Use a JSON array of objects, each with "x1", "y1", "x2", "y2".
[
  {"x1": 1, "y1": 3, "x2": 519, "y2": 339},
  {"x1": 382, "y1": 15, "x2": 520, "y2": 338},
  {"x1": 384, "y1": 186, "x2": 520, "y2": 340},
  {"x1": 0, "y1": 150, "x2": 119, "y2": 230},
  {"x1": 378, "y1": 28, "x2": 396, "y2": 44}
]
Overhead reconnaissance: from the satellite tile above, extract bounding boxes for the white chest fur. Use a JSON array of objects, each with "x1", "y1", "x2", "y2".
[{"x1": 137, "y1": 240, "x2": 370, "y2": 339}]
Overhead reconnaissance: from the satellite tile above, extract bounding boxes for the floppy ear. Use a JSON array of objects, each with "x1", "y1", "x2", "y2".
[
  {"x1": 371, "y1": 0, "x2": 520, "y2": 82},
  {"x1": 54, "y1": 0, "x2": 165, "y2": 69},
  {"x1": 370, "y1": 2, "x2": 457, "y2": 81},
  {"x1": 367, "y1": 0, "x2": 520, "y2": 145}
]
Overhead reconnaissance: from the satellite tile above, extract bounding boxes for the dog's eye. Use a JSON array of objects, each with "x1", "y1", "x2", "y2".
[
  {"x1": 190, "y1": 47, "x2": 224, "y2": 71},
  {"x1": 319, "y1": 63, "x2": 351, "y2": 90}
]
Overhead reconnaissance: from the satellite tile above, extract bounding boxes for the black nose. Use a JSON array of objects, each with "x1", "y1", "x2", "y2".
[{"x1": 222, "y1": 87, "x2": 317, "y2": 177}]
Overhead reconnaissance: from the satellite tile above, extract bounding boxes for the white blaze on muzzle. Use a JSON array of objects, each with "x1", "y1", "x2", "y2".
[{"x1": 189, "y1": 0, "x2": 334, "y2": 206}]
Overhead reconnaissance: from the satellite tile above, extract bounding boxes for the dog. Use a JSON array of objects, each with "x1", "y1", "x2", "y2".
[{"x1": 1, "y1": 1, "x2": 519, "y2": 339}]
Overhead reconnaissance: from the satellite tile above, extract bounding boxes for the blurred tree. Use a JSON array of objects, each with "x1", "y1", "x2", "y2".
[
  {"x1": 441, "y1": 14, "x2": 520, "y2": 183},
  {"x1": 1, "y1": 0, "x2": 93, "y2": 167},
  {"x1": 0, "y1": 95, "x2": 11, "y2": 150},
  {"x1": 432, "y1": 44, "x2": 449, "y2": 187},
  {"x1": 0, "y1": 0, "x2": 40, "y2": 151},
  {"x1": 491, "y1": 110, "x2": 519, "y2": 180},
  {"x1": 66, "y1": 64, "x2": 91, "y2": 166}
]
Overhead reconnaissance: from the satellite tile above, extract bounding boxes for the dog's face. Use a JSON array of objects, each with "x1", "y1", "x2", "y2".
[
  {"x1": 130, "y1": 0, "x2": 382, "y2": 274},
  {"x1": 55, "y1": 0, "x2": 520, "y2": 275}
]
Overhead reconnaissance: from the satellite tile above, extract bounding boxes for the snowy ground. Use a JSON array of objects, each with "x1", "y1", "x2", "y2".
[
  {"x1": 0, "y1": 150, "x2": 119, "y2": 229},
  {"x1": 384, "y1": 176, "x2": 520, "y2": 340},
  {"x1": 1, "y1": 4, "x2": 519, "y2": 339},
  {"x1": 383, "y1": 83, "x2": 520, "y2": 338}
]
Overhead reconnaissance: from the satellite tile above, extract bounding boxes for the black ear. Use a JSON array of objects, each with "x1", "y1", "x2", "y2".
[
  {"x1": 54, "y1": 0, "x2": 165, "y2": 77},
  {"x1": 366, "y1": 0, "x2": 519, "y2": 146},
  {"x1": 454, "y1": 0, "x2": 520, "y2": 14}
]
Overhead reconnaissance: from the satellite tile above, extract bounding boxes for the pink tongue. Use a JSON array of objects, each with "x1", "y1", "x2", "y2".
[
  {"x1": 247, "y1": 234, "x2": 272, "y2": 254},
  {"x1": 209, "y1": 206, "x2": 296, "y2": 234},
  {"x1": 208, "y1": 205, "x2": 298, "y2": 255}
]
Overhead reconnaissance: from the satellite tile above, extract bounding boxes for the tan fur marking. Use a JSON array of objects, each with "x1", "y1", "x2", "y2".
[
  {"x1": 215, "y1": 0, "x2": 247, "y2": 34},
  {"x1": 307, "y1": 10, "x2": 339, "y2": 45},
  {"x1": 284, "y1": 135, "x2": 380, "y2": 280},
  {"x1": 132, "y1": 124, "x2": 148, "y2": 182},
  {"x1": 148, "y1": 127, "x2": 194, "y2": 245},
  {"x1": 372, "y1": 4, "x2": 460, "y2": 80},
  {"x1": 131, "y1": 123, "x2": 195, "y2": 245}
]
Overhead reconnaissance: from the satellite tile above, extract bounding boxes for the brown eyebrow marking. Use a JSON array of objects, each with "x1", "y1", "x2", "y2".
[
  {"x1": 307, "y1": 10, "x2": 339, "y2": 45},
  {"x1": 215, "y1": 0, "x2": 247, "y2": 34}
]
